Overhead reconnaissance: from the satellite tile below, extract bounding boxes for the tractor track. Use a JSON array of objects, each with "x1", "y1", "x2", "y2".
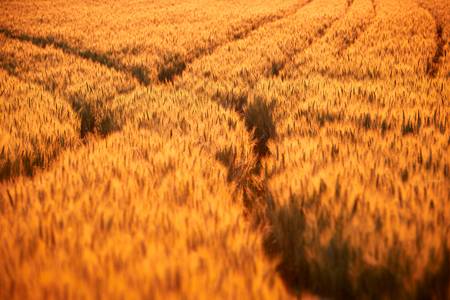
[
  {"x1": 157, "y1": 0, "x2": 315, "y2": 83},
  {"x1": 0, "y1": 27, "x2": 150, "y2": 85},
  {"x1": 276, "y1": 0, "x2": 354, "y2": 78}
]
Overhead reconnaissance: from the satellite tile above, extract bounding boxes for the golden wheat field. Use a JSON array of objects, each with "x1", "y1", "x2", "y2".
[{"x1": 0, "y1": 0, "x2": 449, "y2": 299}]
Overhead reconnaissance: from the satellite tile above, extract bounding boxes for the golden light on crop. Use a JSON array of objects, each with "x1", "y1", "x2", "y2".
[{"x1": 0, "y1": 0, "x2": 449, "y2": 299}]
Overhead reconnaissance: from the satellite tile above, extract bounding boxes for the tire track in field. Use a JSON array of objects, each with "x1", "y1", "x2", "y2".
[
  {"x1": 275, "y1": 0, "x2": 354, "y2": 78},
  {"x1": 0, "y1": 71, "x2": 81, "y2": 182},
  {"x1": 224, "y1": 1, "x2": 383, "y2": 294},
  {"x1": 0, "y1": 27, "x2": 151, "y2": 85},
  {"x1": 2, "y1": 2, "x2": 311, "y2": 181},
  {"x1": 337, "y1": 0, "x2": 377, "y2": 55},
  {"x1": 0, "y1": 34, "x2": 143, "y2": 181},
  {"x1": 371, "y1": 0, "x2": 377, "y2": 14},
  {"x1": 0, "y1": 69, "x2": 140, "y2": 182},
  {"x1": 157, "y1": 0, "x2": 314, "y2": 83},
  {"x1": 0, "y1": 67, "x2": 124, "y2": 182},
  {"x1": 346, "y1": 0, "x2": 355, "y2": 12},
  {"x1": 211, "y1": 89, "x2": 314, "y2": 297},
  {"x1": 0, "y1": 1, "x2": 312, "y2": 86},
  {"x1": 210, "y1": 0, "x2": 361, "y2": 295},
  {"x1": 187, "y1": 0, "x2": 355, "y2": 240},
  {"x1": 279, "y1": 0, "x2": 383, "y2": 81},
  {"x1": 419, "y1": 5, "x2": 446, "y2": 77},
  {"x1": 213, "y1": 91, "x2": 276, "y2": 231},
  {"x1": 0, "y1": 34, "x2": 137, "y2": 139}
]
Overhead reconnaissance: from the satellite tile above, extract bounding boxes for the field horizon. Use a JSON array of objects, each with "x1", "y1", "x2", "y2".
[{"x1": 0, "y1": 0, "x2": 449, "y2": 299}]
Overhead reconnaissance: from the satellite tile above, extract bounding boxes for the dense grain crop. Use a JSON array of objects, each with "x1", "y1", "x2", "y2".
[{"x1": 0, "y1": 0, "x2": 449, "y2": 299}]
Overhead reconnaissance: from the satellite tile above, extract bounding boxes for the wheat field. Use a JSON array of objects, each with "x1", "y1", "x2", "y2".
[{"x1": 0, "y1": 0, "x2": 449, "y2": 299}]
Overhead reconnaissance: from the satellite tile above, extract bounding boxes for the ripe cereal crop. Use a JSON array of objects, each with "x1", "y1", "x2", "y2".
[{"x1": 0, "y1": 0, "x2": 449, "y2": 299}]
